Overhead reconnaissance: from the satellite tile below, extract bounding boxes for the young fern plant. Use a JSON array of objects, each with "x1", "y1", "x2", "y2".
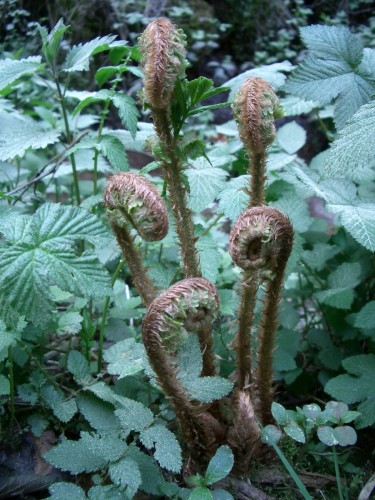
[{"x1": 104, "y1": 19, "x2": 293, "y2": 477}]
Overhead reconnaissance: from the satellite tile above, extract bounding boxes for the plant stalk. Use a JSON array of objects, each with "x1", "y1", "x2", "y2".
[
  {"x1": 7, "y1": 345, "x2": 15, "y2": 426},
  {"x1": 249, "y1": 151, "x2": 267, "y2": 207}
]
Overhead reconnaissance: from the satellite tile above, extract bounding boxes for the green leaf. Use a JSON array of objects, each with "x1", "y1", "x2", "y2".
[
  {"x1": 77, "y1": 393, "x2": 121, "y2": 433},
  {"x1": 45, "y1": 433, "x2": 108, "y2": 474},
  {"x1": 0, "y1": 56, "x2": 42, "y2": 93},
  {"x1": 109, "y1": 457, "x2": 142, "y2": 497},
  {"x1": 57, "y1": 311, "x2": 83, "y2": 335},
  {"x1": 212, "y1": 489, "x2": 234, "y2": 500},
  {"x1": 325, "y1": 354, "x2": 375, "y2": 428},
  {"x1": 303, "y1": 404, "x2": 322, "y2": 422},
  {"x1": 272, "y1": 196, "x2": 313, "y2": 232},
  {"x1": 64, "y1": 35, "x2": 125, "y2": 72},
  {"x1": 323, "y1": 101, "x2": 375, "y2": 178},
  {"x1": 218, "y1": 175, "x2": 249, "y2": 221},
  {"x1": 140, "y1": 425, "x2": 182, "y2": 473},
  {"x1": 72, "y1": 89, "x2": 112, "y2": 115},
  {"x1": 97, "y1": 134, "x2": 129, "y2": 171},
  {"x1": 115, "y1": 399, "x2": 154, "y2": 432},
  {"x1": 261, "y1": 425, "x2": 282, "y2": 445},
  {"x1": 197, "y1": 236, "x2": 221, "y2": 283},
  {"x1": 0, "y1": 120, "x2": 61, "y2": 161},
  {"x1": 39, "y1": 19, "x2": 69, "y2": 66},
  {"x1": 0, "y1": 374, "x2": 10, "y2": 395},
  {"x1": 103, "y1": 339, "x2": 146, "y2": 379},
  {"x1": 0, "y1": 204, "x2": 112, "y2": 325},
  {"x1": 285, "y1": 25, "x2": 375, "y2": 129},
  {"x1": 284, "y1": 421, "x2": 305, "y2": 444},
  {"x1": 186, "y1": 159, "x2": 228, "y2": 212},
  {"x1": 189, "y1": 487, "x2": 213, "y2": 500},
  {"x1": 126, "y1": 444, "x2": 166, "y2": 496},
  {"x1": 48, "y1": 482, "x2": 86, "y2": 500},
  {"x1": 177, "y1": 334, "x2": 203, "y2": 380},
  {"x1": 317, "y1": 426, "x2": 338, "y2": 446},
  {"x1": 271, "y1": 402, "x2": 289, "y2": 425},
  {"x1": 277, "y1": 122, "x2": 306, "y2": 154},
  {"x1": 67, "y1": 350, "x2": 92, "y2": 385},
  {"x1": 333, "y1": 426, "x2": 357, "y2": 446},
  {"x1": 27, "y1": 413, "x2": 49, "y2": 437},
  {"x1": 40, "y1": 385, "x2": 77, "y2": 423},
  {"x1": 205, "y1": 445, "x2": 234, "y2": 485},
  {"x1": 111, "y1": 93, "x2": 139, "y2": 138},
  {"x1": 183, "y1": 376, "x2": 233, "y2": 403},
  {"x1": 354, "y1": 301, "x2": 375, "y2": 329}
]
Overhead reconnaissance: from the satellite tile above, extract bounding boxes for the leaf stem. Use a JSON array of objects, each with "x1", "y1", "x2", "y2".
[
  {"x1": 200, "y1": 212, "x2": 224, "y2": 239},
  {"x1": 332, "y1": 445, "x2": 345, "y2": 500},
  {"x1": 7, "y1": 345, "x2": 15, "y2": 426},
  {"x1": 97, "y1": 259, "x2": 125, "y2": 372}
]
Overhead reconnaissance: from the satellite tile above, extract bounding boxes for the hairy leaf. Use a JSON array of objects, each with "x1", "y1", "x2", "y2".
[
  {"x1": 64, "y1": 36, "x2": 125, "y2": 72},
  {"x1": 218, "y1": 175, "x2": 249, "y2": 221},
  {"x1": 97, "y1": 134, "x2": 129, "y2": 171},
  {"x1": 140, "y1": 425, "x2": 182, "y2": 473},
  {"x1": 0, "y1": 56, "x2": 42, "y2": 93},
  {"x1": 186, "y1": 160, "x2": 228, "y2": 212},
  {"x1": 109, "y1": 457, "x2": 141, "y2": 497},
  {"x1": 49, "y1": 482, "x2": 86, "y2": 499},
  {"x1": 111, "y1": 93, "x2": 139, "y2": 138},
  {"x1": 115, "y1": 399, "x2": 154, "y2": 432},
  {"x1": 103, "y1": 339, "x2": 146, "y2": 379}
]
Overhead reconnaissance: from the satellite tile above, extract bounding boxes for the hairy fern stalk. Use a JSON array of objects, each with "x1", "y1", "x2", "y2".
[{"x1": 104, "y1": 18, "x2": 293, "y2": 475}]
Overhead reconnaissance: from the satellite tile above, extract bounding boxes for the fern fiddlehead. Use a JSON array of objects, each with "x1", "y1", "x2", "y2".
[
  {"x1": 142, "y1": 278, "x2": 224, "y2": 462},
  {"x1": 139, "y1": 19, "x2": 201, "y2": 278},
  {"x1": 104, "y1": 172, "x2": 168, "y2": 306}
]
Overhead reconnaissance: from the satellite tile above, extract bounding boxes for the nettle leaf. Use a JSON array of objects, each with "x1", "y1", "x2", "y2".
[
  {"x1": 0, "y1": 56, "x2": 42, "y2": 93},
  {"x1": 67, "y1": 350, "x2": 93, "y2": 385},
  {"x1": 97, "y1": 134, "x2": 129, "y2": 171},
  {"x1": 277, "y1": 122, "x2": 306, "y2": 154},
  {"x1": 72, "y1": 89, "x2": 112, "y2": 115},
  {"x1": 325, "y1": 354, "x2": 375, "y2": 428},
  {"x1": 39, "y1": 18, "x2": 69, "y2": 66},
  {"x1": 77, "y1": 393, "x2": 121, "y2": 433},
  {"x1": 205, "y1": 446, "x2": 234, "y2": 485},
  {"x1": 115, "y1": 399, "x2": 154, "y2": 432},
  {"x1": 0, "y1": 119, "x2": 61, "y2": 161},
  {"x1": 324, "y1": 101, "x2": 375, "y2": 178},
  {"x1": 140, "y1": 425, "x2": 182, "y2": 473},
  {"x1": 272, "y1": 196, "x2": 313, "y2": 233},
  {"x1": 0, "y1": 204, "x2": 112, "y2": 325},
  {"x1": 285, "y1": 25, "x2": 375, "y2": 129},
  {"x1": 186, "y1": 158, "x2": 228, "y2": 212},
  {"x1": 57, "y1": 311, "x2": 83, "y2": 335},
  {"x1": 315, "y1": 262, "x2": 361, "y2": 310},
  {"x1": 109, "y1": 457, "x2": 141, "y2": 497},
  {"x1": 103, "y1": 338, "x2": 146, "y2": 379},
  {"x1": 197, "y1": 236, "x2": 221, "y2": 283},
  {"x1": 48, "y1": 482, "x2": 86, "y2": 500},
  {"x1": 218, "y1": 175, "x2": 249, "y2": 221},
  {"x1": 354, "y1": 301, "x2": 375, "y2": 329},
  {"x1": 40, "y1": 384, "x2": 77, "y2": 423},
  {"x1": 64, "y1": 35, "x2": 125, "y2": 72},
  {"x1": 111, "y1": 93, "x2": 139, "y2": 139}
]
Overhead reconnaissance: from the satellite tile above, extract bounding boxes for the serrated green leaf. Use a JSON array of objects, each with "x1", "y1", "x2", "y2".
[
  {"x1": 103, "y1": 339, "x2": 146, "y2": 379},
  {"x1": 88, "y1": 485, "x2": 124, "y2": 500},
  {"x1": 48, "y1": 482, "x2": 86, "y2": 500},
  {"x1": 140, "y1": 425, "x2": 182, "y2": 473},
  {"x1": 205, "y1": 445, "x2": 234, "y2": 485},
  {"x1": 45, "y1": 433, "x2": 108, "y2": 474},
  {"x1": 183, "y1": 376, "x2": 233, "y2": 403},
  {"x1": 272, "y1": 196, "x2": 312, "y2": 232},
  {"x1": 186, "y1": 160, "x2": 228, "y2": 212},
  {"x1": 111, "y1": 93, "x2": 139, "y2": 138},
  {"x1": 217, "y1": 175, "x2": 249, "y2": 221},
  {"x1": 57, "y1": 311, "x2": 83, "y2": 335},
  {"x1": 109, "y1": 457, "x2": 141, "y2": 497},
  {"x1": 40, "y1": 19, "x2": 69, "y2": 66},
  {"x1": 77, "y1": 393, "x2": 121, "y2": 433},
  {"x1": 27, "y1": 412, "x2": 49, "y2": 437},
  {"x1": 126, "y1": 445, "x2": 165, "y2": 496},
  {"x1": 97, "y1": 134, "x2": 129, "y2": 171},
  {"x1": 177, "y1": 334, "x2": 203, "y2": 380},
  {"x1": 72, "y1": 89, "x2": 112, "y2": 115},
  {"x1": 281, "y1": 95, "x2": 317, "y2": 116},
  {"x1": 218, "y1": 289, "x2": 238, "y2": 316},
  {"x1": 115, "y1": 399, "x2": 154, "y2": 432},
  {"x1": 0, "y1": 56, "x2": 42, "y2": 93},
  {"x1": 354, "y1": 301, "x2": 375, "y2": 329},
  {"x1": 40, "y1": 384, "x2": 77, "y2": 423},
  {"x1": 0, "y1": 120, "x2": 61, "y2": 161},
  {"x1": 0, "y1": 204, "x2": 112, "y2": 325},
  {"x1": 274, "y1": 348, "x2": 297, "y2": 372},
  {"x1": 212, "y1": 489, "x2": 234, "y2": 500},
  {"x1": 277, "y1": 122, "x2": 306, "y2": 154},
  {"x1": 285, "y1": 25, "x2": 375, "y2": 129},
  {"x1": 197, "y1": 236, "x2": 221, "y2": 283},
  {"x1": 324, "y1": 101, "x2": 375, "y2": 178},
  {"x1": 64, "y1": 35, "x2": 124, "y2": 72},
  {"x1": 67, "y1": 350, "x2": 92, "y2": 385},
  {"x1": 318, "y1": 347, "x2": 343, "y2": 370}
]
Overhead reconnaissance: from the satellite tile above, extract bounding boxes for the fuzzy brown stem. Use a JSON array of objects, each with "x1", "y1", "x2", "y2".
[
  {"x1": 250, "y1": 151, "x2": 267, "y2": 207},
  {"x1": 255, "y1": 269, "x2": 286, "y2": 425},
  {"x1": 153, "y1": 109, "x2": 201, "y2": 278},
  {"x1": 111, "y1": 224, "x2": 157, "y2": 307},
  {"x1": 198, "y1": 322, "x2": 217, "y2": 376},
  {"x1": 235, "y1": 272, "x2": 259, "y2": 389}
]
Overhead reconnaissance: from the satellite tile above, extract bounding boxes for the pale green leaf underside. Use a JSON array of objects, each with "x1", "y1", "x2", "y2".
[
  {"x1": 324, "y1": 101, "x2": 375, "y2": 178},
  {"x1": 186, "y1": 165, "x2": 228, "y2": 212},
  {"x1": 0, "y1": 56, "x2": 42, "y2": 93},
  {"x1": 218, "y1": 175, "x2": 249, "y2": 221}
]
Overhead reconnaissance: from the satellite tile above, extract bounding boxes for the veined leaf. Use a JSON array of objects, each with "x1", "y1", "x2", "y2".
[
  {"x1": 324, "y1": 101, "x2": 375, "y2": 178},
  {"x1": 186, "y1": 158, "x2": 228, "y2": 212},
  {"x1": 218, "y1": 175, "x2": 249, "y2": 220},
  {"x1": 140, "y1": 425, "x2": 182, "y2": 473},
  {"x1": 64, "y1": 35, "x2": 126, "y2": 72},
  {"x1": 72, "y1": 89, "x2": 112, "y2": 115},
  {"x1": 0, "y1": 204, "x2": 112, "y2": 325},
  {"x1": 97, "y1": 134, "x2": 129, "y2": 171},
  {"x1": 205, "y1": 446, "x2": 234, "y2": 485},
  {"x1": 0, "y1": 56, "x2": 42, "y2": 93},
  {"x1": 285, "y1": 25, "x2": 375, "y2": 129},
  {"x1": 39, "y1": 18, "x2": 69, "y2": 66},
  {"x1": 109, "y1": 457, "x2": 142, "y2": 497},
  {"x1": 111, "y1": 93, "x2": 139, "y2": 138}
]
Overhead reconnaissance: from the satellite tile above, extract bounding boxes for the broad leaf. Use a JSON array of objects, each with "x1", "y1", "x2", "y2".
[
  {"x1": 205, "y1": 445, "x2": 234, "y2": 485},
  {"x1": 0, "y1": 56, "x2": 42, "y2": 93},
  {"x1": 111, "y1": 93, "x2": 139, "y2": 138},
  {"x1": 218, "y1": 175, "x2": 249, "y2": 221},
  {"x1": 97, "y1": 134, "x2": 129, "y2": 171},
  {"x1": 277, "y1": 122, "x2": 306, "y2": 154},
  {"x1": 140, "y1": 425, "x2": 182, "y2": 473},
  {"x1": 64, "y1": 35, "x2": 125, "y2": 72},
  {"x1": 115, "y1": 399, "x2": 154, "y2": 432},
  {"x1": 186, "y1": 158, "x2": 228, "y2": 212},
  {"x1": 103, "y1": 338, "x2": 146, "y2": 379},
  {"x1": 109, "y1": 457, "x2": 142, "y2": 497}
]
